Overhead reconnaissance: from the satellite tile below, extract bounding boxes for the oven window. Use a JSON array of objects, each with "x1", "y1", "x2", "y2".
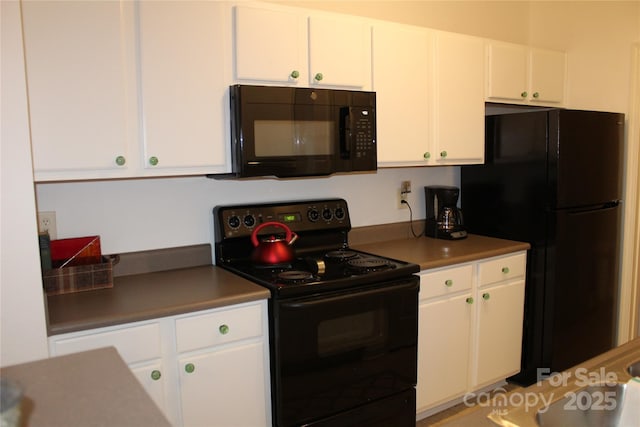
[
  {"x1": 317, "y1": 310, "x2": 387, "y2": 357},
  {"x1": 254, "y1": 120, "x2": 335, "y2": 156}
]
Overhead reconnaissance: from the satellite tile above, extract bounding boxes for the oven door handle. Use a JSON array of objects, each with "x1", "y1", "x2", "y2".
[{"x1": 281, "y1": 278, "x2": 418, "y2": 309}]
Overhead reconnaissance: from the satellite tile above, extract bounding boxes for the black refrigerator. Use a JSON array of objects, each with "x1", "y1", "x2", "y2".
[{"x1": 461, "y1": 107, "x2": 624, "y2": 386}]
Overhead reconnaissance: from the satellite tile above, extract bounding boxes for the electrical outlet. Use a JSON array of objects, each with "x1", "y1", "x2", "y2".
[
  {"x1": 398, "y1": 180, "x2": 412, "y2": 209},
  {"x1": 37, "y1": 211, "x2": 57, "y2": 239}
]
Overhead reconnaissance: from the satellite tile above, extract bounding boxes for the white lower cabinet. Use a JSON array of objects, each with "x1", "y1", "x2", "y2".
[
  {"x1": 48, "y1": 300, "x2": 271, "y2": 427},
  {"x1": 131, "y1": 360, "x2": 167, "y2": 413},
  {"x1": 418, "y1": 293, "x2": 473, "y2": 409},
  {"x1": 174, "y1": 301, "x2": 270, "y2": 426},
  {"x1": 178, "y1": 342, "x2": 268, "y2": 427},
  {"x1": 474, "y1": 280, "x2": 525, "y2": 388},
  {"x1": 416, "y1": 251, "x2": 526, "y2": 413}
]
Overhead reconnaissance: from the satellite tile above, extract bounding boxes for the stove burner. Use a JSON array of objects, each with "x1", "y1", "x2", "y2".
[
  {"x1": 277, "y1": 270, "x2": 315, "y2": 284},
  {"x1": 347, "y1": 258, "x2": 393, "y2": 273},
  {"x1": 325, "y1": 250, "x2": 358, "y2": 261}
]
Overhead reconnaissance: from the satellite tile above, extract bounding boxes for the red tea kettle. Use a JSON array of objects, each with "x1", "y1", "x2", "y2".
[{"x1": 250, "y1": 221, "x2": 298, "y2": 265}]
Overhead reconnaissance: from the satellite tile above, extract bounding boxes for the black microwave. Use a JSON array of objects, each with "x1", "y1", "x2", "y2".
[{"x1": 229, "y1": 85, "x2": 377, "y2": 178}]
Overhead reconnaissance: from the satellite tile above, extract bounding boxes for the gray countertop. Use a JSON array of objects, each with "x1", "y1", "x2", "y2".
[
  {"x1": 0, "y1": 347, "x2": 171, "y2": 427},
  {"x1": 47, "y1": 265, "x2": 269, "y2": 335},
  {"x1": 46, "y1": 234, "x2": 529, "y2": 336},
  {"x1": 354, "y1": 234, "x2": 530, "y2": 270}
]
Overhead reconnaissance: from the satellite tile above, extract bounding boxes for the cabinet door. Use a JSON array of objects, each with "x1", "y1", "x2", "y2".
[
  {"x1": 432, "y1": 31, "x2": 484, "y2": 165},
  {"x1": 473, "y1": 280, "x2": 525, "y2": 388},
  {"x1": 373, "y1": 22, "x2": 431, "y2": 166},
  {"x1": 131, "y1": 361, "x2": 167, "y2": 418},
  {"x1": 486, "y1": 41, "x2": 529, "y2": 102},
  {"x1": 234, "y1": 4, "x2": 306, "y2": 84},
  {"x1": 22, "y1": 0, "x2": 137, "y2": 181},
  {"x1": 179, "y1": 342, "x2": 269, "y2": 427},
  {"x1": 417, "y1": 294, "x2": 473, "y2": 411},
  {"x1": 308, "y1": 14, "x2": 371, "y2": 89},
  {"x1": 529, "y1": 48, "x2": 566, "y2": 104},
  {"x1": 137, "y1": 1, "x2": 228, "y2": 174}
]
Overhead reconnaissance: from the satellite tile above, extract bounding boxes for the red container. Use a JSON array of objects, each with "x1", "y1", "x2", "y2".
[{"x1": 50, "y1": 236, "x2": 101, "y2": 268}]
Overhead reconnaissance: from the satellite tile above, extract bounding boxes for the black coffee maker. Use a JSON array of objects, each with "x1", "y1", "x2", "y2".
[{"x1": 425, "y1": 186, "x2": 467, "y2": 240}]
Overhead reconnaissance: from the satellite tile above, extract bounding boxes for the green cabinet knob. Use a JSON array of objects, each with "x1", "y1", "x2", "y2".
[
  {"x1": 150, "y1": 370, "x2": 161, "y2": 381},
  {"x1": 521, "y1": 91, "x2": 528, "y2": 98},
  {"x1": 219, "y1": 324, "x2": 229, "y2": 335},
  {"x1": 290, "y1": 70, "x2": 300, "y2": 79},
  {"x1": 440, "y1": 151, "x2": 447, "y2": 158},
  {"x1": 482, "y1": 293, "x2": 491, "y2": 301},
  {"x1": 466, "y1": 297, "x2": 474, "y2": 304},
  {"x1": 185, "y1": 363, "x2": 195, "y2": 374},
  {"x1": 423, "y1": 152, "x2": 431, "y2": 160},
  {"x1": 445, "y1": 279, "x2": 453, "y2": 287},
  {"x1": 314, "y1": 72, "x2": 323, "y2": 81},
  {"x1": 502, "y1": 267, "x2": 510, "y2": 274},
  {"x1": 532, "y1": 92, "x2": 540, "y2": 99},
  {"x1": 148, "y1": 156, "x2": 159, "y2": 166},
  {"x1": 115, "y1": 155, "x2": 126, "y2": 166}
]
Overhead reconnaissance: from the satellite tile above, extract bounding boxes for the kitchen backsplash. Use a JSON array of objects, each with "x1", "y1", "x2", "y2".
[{"x1": 35, "y1": 166, "x2": 459, "y2": 255}]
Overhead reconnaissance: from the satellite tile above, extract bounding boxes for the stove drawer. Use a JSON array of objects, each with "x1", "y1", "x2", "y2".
[
  {"x1": 175, "y1": 302, "x2": 264, "y2": 353},
  {"x1": 419, "y1": 264, "x2": 473, "y2": 300}
]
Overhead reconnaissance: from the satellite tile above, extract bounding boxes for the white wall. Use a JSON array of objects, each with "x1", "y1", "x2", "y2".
[
  {"x1": 273, "y1": 0, "x2": 532, "y2": 42},
  {"x1": 1, "y1": 0, "x2": 49, "y2": 366},
  {"x1": 35, "y1": 167, "x2": 458, "y2": 255}
]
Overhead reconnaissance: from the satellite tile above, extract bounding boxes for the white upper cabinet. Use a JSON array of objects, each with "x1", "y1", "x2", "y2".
[
  {"x1": 234, "y1": 5, "x2": 306, "y2": 84},
  {"x1": 486, "y1": 40, "x2": 566, "y2": 106},
  {"x1": 485, "y1": 42, "x2": 529, "y2": 101},
  {"x1": 529, "y1": 48, "x2": 567, "y2": 105},
  {"x1": 308, "y1": 14, "x2": 371, "y2": 88},
  {"x1": 23, "y1": 0, "x2": 230, "y2": 182},
  {"x1": 233, "y1": 3, "x2": 371, "y2": 89},
  {"x1": 137, "y1": 1, "x2": 228, "y2": 174},
  {"x1": 373, "y1": 22, "x2": 431, "y2": 166},
  {"x1": 431, "y1": 31, "x2": 485, "y2": 165},
  {"x1": 374, "y1": 26, "x2": 484, "y2": 167},
  {"x1": 22, "y1": 0, "x2": 138, "y2": 180}
]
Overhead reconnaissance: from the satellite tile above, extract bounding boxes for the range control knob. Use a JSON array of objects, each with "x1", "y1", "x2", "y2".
[
  {"x1": 307, "y1": 208, "x2": 320, "y2": 222},
  {"x1": 228, "y1": 215, "x2": 241, "y2": 229},
  {"x1": 243, "y1": 214, "x2": 256, "y2": 228},
  {"x1": 334, "y1": 207, "x2": 346, "y2": 220},
  {"x1": 322, "y1": 208, "x2": 333, "y2": 221}
]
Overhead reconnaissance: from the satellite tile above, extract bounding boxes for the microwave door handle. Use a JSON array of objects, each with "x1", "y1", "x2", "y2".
[{"x1": 339, "y1": 107, "x2": 351, "y2": 159}]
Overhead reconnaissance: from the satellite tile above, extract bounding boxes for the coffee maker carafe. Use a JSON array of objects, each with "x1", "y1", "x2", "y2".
[{"x1": 425, "y1": 186, "x2": 467, "y2": 240}]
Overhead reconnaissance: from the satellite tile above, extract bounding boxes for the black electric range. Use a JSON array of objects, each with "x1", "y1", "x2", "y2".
[{"x1": 213, "y1": 199, "x2": 420, "y2": 427}]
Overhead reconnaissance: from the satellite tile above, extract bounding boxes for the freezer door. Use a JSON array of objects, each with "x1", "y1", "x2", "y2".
[
  {"x1": 462, "y1": 111, "x2": 548, "y2": 243},
  {"x1": 549, "y1": 110, "x2": 624, "y2": 208},
  {"x1": 545, "y1": 204, "x2": 620, "y2": 372}
]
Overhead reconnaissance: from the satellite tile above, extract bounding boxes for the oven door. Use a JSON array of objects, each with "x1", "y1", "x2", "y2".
[{"x1": 272, "y1": 277, "x2": 418, "y2": 427}]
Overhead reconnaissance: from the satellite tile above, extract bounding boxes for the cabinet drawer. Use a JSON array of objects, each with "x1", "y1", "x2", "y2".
[
  {"x1": 419, "y1": 264, "x2": 473, "y2": 300},
  {"x1": 176, "y1": 303, "x2": 263, "y2": 353},
  {"x1": 478, "y1": 252, "x2": 526, "y2": 286},
  {"x1": 50, "y1": 323, "x2": 162, "y2": 364}
]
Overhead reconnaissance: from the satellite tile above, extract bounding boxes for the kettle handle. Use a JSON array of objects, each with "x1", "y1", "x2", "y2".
[{"x1": 250, "y1": 221, "x2": 294, "y2": 247}]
